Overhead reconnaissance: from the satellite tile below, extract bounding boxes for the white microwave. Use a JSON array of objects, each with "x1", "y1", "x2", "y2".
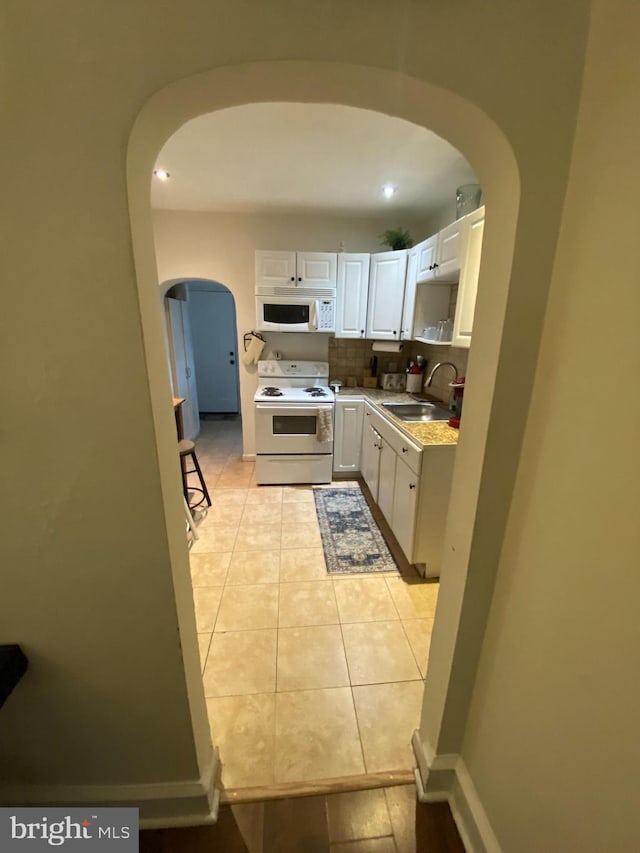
[{"x1": 256, "y1": 295, "x2": 336, "y2": 333}]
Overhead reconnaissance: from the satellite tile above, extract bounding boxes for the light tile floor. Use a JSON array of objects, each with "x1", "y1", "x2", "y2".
[{"x1": 188, "y1": 416, "x2": 438, "y2": 790}]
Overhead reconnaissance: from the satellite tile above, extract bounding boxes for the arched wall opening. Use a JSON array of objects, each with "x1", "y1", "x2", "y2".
[{"x1": 127, "y1": 61, "x2": 521, "y2": 795}]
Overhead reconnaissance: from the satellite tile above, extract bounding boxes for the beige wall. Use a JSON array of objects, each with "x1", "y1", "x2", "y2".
[
  {"x1": 460, "y1": 1, "x2": 640, "y2": 849},
  {"x1": 1, "y1": 0, "x2": 591, "y2": 817}
]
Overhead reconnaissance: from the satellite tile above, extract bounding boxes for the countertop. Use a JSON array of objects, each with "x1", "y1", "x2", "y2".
[{"x1": 334, "y1": 387, "x2": 459, "y2": 448}]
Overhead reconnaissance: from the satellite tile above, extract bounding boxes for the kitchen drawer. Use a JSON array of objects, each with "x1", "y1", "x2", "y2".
[
  {"x1": 365, "y1": 402, "x2": 422, "y2": 476},
  {"x1": 394, "y1": 436, "x2": 421, "y2": 476}
]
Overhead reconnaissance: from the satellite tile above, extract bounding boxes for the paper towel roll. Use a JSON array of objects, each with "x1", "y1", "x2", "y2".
[{"x1": 371, "y1": 341, "x2": 404, "y2": 353}]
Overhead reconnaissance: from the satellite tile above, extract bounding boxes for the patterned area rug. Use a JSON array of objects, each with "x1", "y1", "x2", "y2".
[{"x1": 313, "y1": 485, "x2": 399, "y2": 575}]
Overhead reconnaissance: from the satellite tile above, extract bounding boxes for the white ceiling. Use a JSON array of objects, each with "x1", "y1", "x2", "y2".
[{"x1": 152, "y1": 103, "x2": 477, "y2": 219}]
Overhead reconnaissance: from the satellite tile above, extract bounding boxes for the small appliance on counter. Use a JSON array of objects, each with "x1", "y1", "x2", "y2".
[
  {"x1": 329, "y1": 380, "x2": 342, "y2": 394},
  {"x1": 380, "y1": 373, "x2": 407, "y2": 391}
]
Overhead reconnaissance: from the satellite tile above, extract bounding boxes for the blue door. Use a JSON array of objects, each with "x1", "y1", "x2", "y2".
[{"x1": 188, "y1": 288, "x2": 240, "y2": 413}]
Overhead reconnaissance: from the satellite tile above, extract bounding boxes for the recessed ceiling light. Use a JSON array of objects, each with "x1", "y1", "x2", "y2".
[
  {"x1": 153, "y1": 169, "x2": 171, "y2": 181},
  {"x1": 382, "y1": 184, "x2": 397, "y2": 199}
]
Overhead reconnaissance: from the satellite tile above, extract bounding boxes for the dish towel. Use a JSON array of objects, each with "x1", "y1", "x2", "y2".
[
  {"x1": 316, "y1": 407, "x2": 333, "y2": 443},
  {"x1": 242, "y1": 334, "x2": 265, "y2": 366}
]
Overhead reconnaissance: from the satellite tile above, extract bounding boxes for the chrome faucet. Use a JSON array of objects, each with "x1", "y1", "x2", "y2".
[
  {"x1": 424, "y1": 361, "x2": 459, "y2": 390},
  {"x1": 424, "y1": 362, "x2": 459, "y2": 409}
]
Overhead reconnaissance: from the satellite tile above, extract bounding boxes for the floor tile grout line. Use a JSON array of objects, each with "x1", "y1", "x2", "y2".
[
  {"x1": 398, "y1": 618, "x2": 428, "y2": 681},
  {"x1": 333, "y1": 579, "x2": 368, "y2": 774},
  {"x1": 383, "y1": 575, "x2": 405, "y2": 622},
  {"x1": 201, "y1": 632, "x2": 213, "y2": 674},
  {"x1": 274, "y1": 555, "x2": 282, "y2": 696}
]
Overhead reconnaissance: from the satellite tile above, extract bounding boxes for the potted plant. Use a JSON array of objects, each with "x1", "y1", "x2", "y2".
[{"x1": 380, "y1": 227, "x2": 414, "y2": 250}]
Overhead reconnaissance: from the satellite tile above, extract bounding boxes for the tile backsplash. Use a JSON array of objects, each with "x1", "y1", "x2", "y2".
[
  {"x1": 328, "y1": 336, "x2": 468, "y2": 403},
  {"x1": 328, "y1": 338, "x2": 377, "y2": 386},
  {"x1": 408, "y1": 342, "x2": 469, "y2": 403}
]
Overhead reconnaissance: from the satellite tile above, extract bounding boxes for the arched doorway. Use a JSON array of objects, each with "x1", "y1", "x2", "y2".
[
  {"x1": 127, "y1": 60, "x2": 520, "y2": 805},
  {"x1": 164, "y1": 279, "x2": 240, "y2": 439}
]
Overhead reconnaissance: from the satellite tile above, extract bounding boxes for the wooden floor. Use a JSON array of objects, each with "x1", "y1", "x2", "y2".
[{"x1": 140, "y1": 784, "x2": 464, "y2": 852}]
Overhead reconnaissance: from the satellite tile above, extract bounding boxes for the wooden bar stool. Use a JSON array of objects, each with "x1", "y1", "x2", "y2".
[{"x1": 179, "y1": 440, "x2": 211, "y2": 510}]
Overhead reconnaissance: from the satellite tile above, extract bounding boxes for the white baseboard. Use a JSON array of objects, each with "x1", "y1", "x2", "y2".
[
  {"x1": 242, "y1": 453, "x2": 256, "y2": 462},
  {"x1": 449, "y1": 758, "x2": 501, "y2": 853},
  {"x1": 412, "y1": 729, "x2": 457, "y2": 801},
  {"x1": 0, "y1": 750, "x2": 220, "y2": 828},
  {"x1": 412, "y1": 731, "x2": 500, "y2": 853}
]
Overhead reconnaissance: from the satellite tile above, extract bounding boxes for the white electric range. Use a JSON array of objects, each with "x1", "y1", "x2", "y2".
[{"x1": 254, "y1": 360, "x2": 335, "y2": 485}]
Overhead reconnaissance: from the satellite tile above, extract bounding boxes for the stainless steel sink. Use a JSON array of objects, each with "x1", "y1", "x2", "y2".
[{"x1": 381, "y1": 402, "x2": 450, "y2": 422}]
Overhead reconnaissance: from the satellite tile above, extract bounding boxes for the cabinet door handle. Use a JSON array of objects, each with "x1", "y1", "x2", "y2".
[
  {"x1": 409, "y1": 483, "x2": 416, "y2": 490},
  {"x1": 290, "y1": 276, "x2": 295, "y2": 282},
  {"x1": 432, "y1": 262, "x2": 439, "y2": 269},
  {"x1": 298, "y1": 276, "x2": 302, "y2": 282},
  {"x1": 360, "y1": 329, "x2": 364, "y2": 336},
  {"x1": 402, "y1": 447, "x2": 408, "y2": 453},
  {"x1": 392, "y1": 330, "x2": 397, "y2": 336}
]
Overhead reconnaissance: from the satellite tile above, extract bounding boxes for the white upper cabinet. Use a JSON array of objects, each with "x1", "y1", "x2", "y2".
[
  {"x1": 400, "y1": 246, "x2": 419, "y2": 340},
  {"x1": 452, "y1": 206, "x2": 484, "y2": 348},
  {"x1": 416, "y1": 218, "x2": 468, "y2": 284},
  {"x1": 335, "y1": 253, "x2": 370, "y2": 339},
  {"x1": 365, "y1": 250, "x2": 408, "y2": 340},
  {"x1": 297, "y1": 252, "x2": 337, "y2": 289},
  {"x1": 434, "y1": 218, "x2": 467, "y2": 281},
  {"x1": 416, "y1": 234, "x2": 438, "y2": 280},
  {"x1": 255, "y1": 251, "x2": 296, "y2": 288},
  {"x1": 255, "y1": 251, "x2": 337, "y2": 290}
]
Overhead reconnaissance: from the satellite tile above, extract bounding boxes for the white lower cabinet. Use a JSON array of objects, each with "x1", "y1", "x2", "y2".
[
  {"x1": 392, "y1": 455, "x2": 419, "y2": 559},
  {"x1": 377, "y1": 438, "x2": 396, "y2": 525},
  {"x1": 333, "y1": 399, "x2": 365, "y2": 473},
  {"x1": 361, "y1": 419, "x2": 381, "y2": 500},
  {"x1": 361, "y1": 402, "x2": 455, "y2": 577}
]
